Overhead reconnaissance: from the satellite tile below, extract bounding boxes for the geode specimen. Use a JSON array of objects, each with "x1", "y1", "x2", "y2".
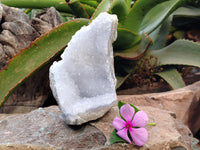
[{"x1": 49, "y1": 12, "x2": 118, "y2": 125}]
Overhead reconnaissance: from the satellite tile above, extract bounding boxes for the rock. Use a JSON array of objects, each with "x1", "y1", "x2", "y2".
[
  {"x1": 0, "y1": 106, "x2": 106, "y2": 150},
  {"x1": 31, "y1": 7, "x2": 63, "y2": 35},
  {"x1": 0, "y1": 106, "x2": 193, "y2": 149},
  {"x1": 117, "y1": 80, "x2": 200, "y2": 137},
  {"x1": 0, "y1": 30, "x2": 18, "y2": 50},
  {"x1": 91, "y1": 106, "x2": 193, "y2": 150},
  {"x1": 0, "y1": 44, "x2": 7, "y2": 69},
  {"x1": 0, "y1": 5, "x2": 63, "y2": 113},
  {"x1": 49, "y1": 12, "x2": 118, "y2": 125},
  {"x1": 2, "y1": 5, "x2": 30, "y2": 23},
  {"x1": 2, "y1": 21, "x2": 39, "y2": 49}
]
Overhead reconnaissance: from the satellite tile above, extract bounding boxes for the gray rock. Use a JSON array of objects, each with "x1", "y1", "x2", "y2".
[
  {"x1": 38, "y1": 7, "x2": 63, "y2": 27},
  {"x1": 49, "y1": 12, "x2": 118, "y2": 125},
  {"x1": 2, "y1": 21, "x2": 39, "y2": 49},
  {"x1": 0, "y1": 44, "x2": 7, "y2": 69},
  {"x1": 0, "y1": 106, "x2": 106, "y2": 150},
  {"x1": 31, "y1": 18, "x2": 53, "y2": 35},
  {"x1": 2, "y1": 5, "x2": 29, "y2": 23},
  {"x1": 0, "y1": 30, "x2": 18, "y2": 50},
  {"x1": 31, "y1": 7, "x2": 63, "y2": 35}
]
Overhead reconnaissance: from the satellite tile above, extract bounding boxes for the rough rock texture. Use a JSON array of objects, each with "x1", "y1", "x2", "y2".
[
  {"x1": 0, "y1": 106, "x2": 106, "y2": 150},
  {"x1": 31, "y1": 7, "x2": 63, "y2": 35},
  {"x1": 0, "y1": 5, "x2": 62, "y2": 113},
  {"x1": 49, "y1": 13, "x2": 118, "y2": 125},
  {"x1": 117, "y1": 80, "x2": 200, "y2": 137},
  {"x1": 0, "y1": 5, "x2": 39, "y2": 61},
  {"x1": 0, "y1": 106, "x2": 193, "y2": 150}
]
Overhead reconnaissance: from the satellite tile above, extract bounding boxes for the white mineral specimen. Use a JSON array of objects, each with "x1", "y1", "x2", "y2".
[{"x1": 49, "y1": 12, "x2": 118, "y2": 125}]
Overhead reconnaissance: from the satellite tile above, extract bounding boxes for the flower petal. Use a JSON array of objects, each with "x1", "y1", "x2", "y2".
[
  {"x1": 120, "y1": 104, "x2": 135, "y2": 122},
  {"x1": 116, "y1": 128, "x2": 131, "y2": 143},
  {"x1": 130, "y1": 128, "x2": 148, "y2": 146},
  {"x1": 112, "y1": 117, "x2": 126, "y2": 130},
  {"x1": 132, "y1": 111, "x2": 148, "y2": 127}
]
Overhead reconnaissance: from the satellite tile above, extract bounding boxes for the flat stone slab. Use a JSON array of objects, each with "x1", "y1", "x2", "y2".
[
  {"x1": 0, "y1": 105, "x2": 193, "y2": 149},
  {"x1": 118, "y1": 80, "x2": 200, "y2": 136},
  {"x1": 0, "y1": 106, "x2": 106, "y2": 150}
]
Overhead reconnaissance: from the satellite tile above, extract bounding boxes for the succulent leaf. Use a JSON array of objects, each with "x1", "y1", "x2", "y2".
[
  {"x1": 115, "y1": 32, "x2": 152, "y2": 60},
  {"x1": 90, "y1": 0, "x2": 113, "y2": 22},
  {"x1": 155, "y1": 68, "x2": 185, "y2": 89},
  {"x1": 139, "y1": 0, "x2": 183, "y2": 34},
  {"x1": 150, "y1": 15, "x2": 172, "y2": 49},
  {"x1": 109, "y1": 0, "x2": 129, "y2": 23},
  {"x1": 122, "y1": 0, "x2": 167, "y2": 33},
  {"x1": 150, "y1": 39, "x2": 200, "y2": 67},
  {"x1": 116, "y1": 74, "x2": 131, "y2": 89},
  {"x1": 67, "y1": 1, "x2": 90, "y2": 18},
  {"x1": 114, "y1": 28, "x2": 141, "y2": 50},
  {"x1": 2, "y1": 0, "x2": 72, "y2": 13}
]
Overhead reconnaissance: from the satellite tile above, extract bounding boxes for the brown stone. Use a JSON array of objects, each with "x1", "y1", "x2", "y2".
[
  {"x1": 0, "y1": 106, "x2": 106, "y2": 150},
  {"x1": 117, "y1": 81, "x2": 200, "y2": 136},
  {"x1": 0, "y1": 106, "x2": 193, "y2": 150},
  {"x1": 92, "y1": 106, "x2": 193, "y2": 150}
]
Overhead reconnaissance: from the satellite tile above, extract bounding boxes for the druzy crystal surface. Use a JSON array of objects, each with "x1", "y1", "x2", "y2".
[{"x1": 49, "y1": 12, "x2": 118, "y2": 125}]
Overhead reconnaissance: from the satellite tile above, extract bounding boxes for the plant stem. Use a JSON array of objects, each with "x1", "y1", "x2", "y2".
[
  {"x1": 147, "y1": 123, "x2": 156, "y2": 126},
  {"x1": 1, "y1": 0, "x2": 72, "y2": 13}
]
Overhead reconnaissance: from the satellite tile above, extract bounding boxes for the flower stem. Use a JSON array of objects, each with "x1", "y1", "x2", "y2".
[{"x1": 147, "y1": 123, "x2": 156, "y2": 126}]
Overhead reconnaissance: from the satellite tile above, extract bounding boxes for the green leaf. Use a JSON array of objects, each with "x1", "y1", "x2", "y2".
[
  {"x1": 109, "y1": 0, "x2": 129, "y2": 23},
  {"x1": 124, "y1": 0, "x2": 132, "y2": 9},
  {"x1": 118, "y1": 101, "x2": 140, "y2": 112},
  {"x1": 115, "y1": 32, "x2": 151, "y2": 60},
  {"x1": 122, "y1": 0, "x2": 168, "y2": 33},
  {"x1": 172, "y1": 6, "x2": 200, "y2": 27},
  {"x1": 82, "y1": 4, "x2": 96, "y2": 17},
  {"x1": 173, "y1": 6, "x2": 200, "y2": 17},
  {"x1": 113, "y1": 28, "x2": 141, "y2": 50},
  {"x1": 155, "y1": 68, "x2": 185, "y2": 89},
  {"x1": 79, "y1": 0, "x2": 99, "y2": 8},
  {"x1": 118, "y1": 101, "x2": 126, "y2": 110},
  {"x1": 110, "y1": 129, "x2": 127, "y2": 144},
  {"x1": 90, "y1": 0, "x2": 112, "y2": 22},
  {"x1": 139, "y1": 0, "x2": 183, "y2": 34},
  {"x1": 0, "y1": 18, "x2": 89, "y2": 108},
  {"x1": 149, "y1": 39, "x2": 200, "y2": 67},
  {"x1": 116, "y1": 74, "x2": 130, "y2": 89},
  {"x1": 67, "y1": 1, "x2": 90, "y2": 18},
  {"x1": 130, "y1": 104, "x2": 140, "y2": 113},
  {"x1": 150, "y1": 15, "x2": 172, "y2": 49},
  {"x1": 2, "y1": 0, "x2": 72, "y2": 13}
]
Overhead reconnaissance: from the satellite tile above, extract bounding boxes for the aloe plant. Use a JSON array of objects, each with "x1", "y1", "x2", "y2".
[{"x1": 1, "y1": 0, "x2": 200, "y2": 108}]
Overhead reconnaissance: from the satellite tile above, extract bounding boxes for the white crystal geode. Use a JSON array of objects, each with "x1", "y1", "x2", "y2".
[{"x1": 49, "y1": 12, "x2": 118, "y2": 125}]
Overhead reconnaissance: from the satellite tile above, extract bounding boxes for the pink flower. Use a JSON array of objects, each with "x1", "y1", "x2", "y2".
[{"x1": 112, "y1": 104, "x2": 148, "y2": 146}]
